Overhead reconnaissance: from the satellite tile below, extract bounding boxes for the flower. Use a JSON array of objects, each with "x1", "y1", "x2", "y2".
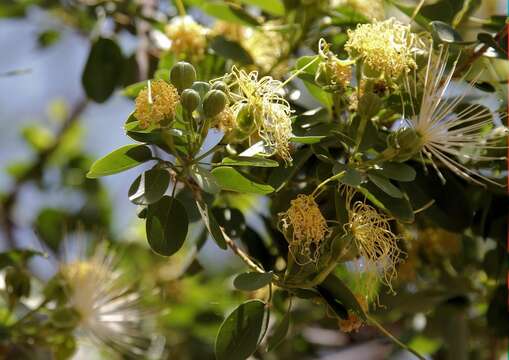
[
  {"x1": 165, "y1": 16, "x2": 207, "y2": 61},
  {"x1": 332, "y1": 0, "x2": 385, "y2": 21},
  {"x1": 344, "y1": 187, "x2": 403, "y2": 293},
  {"x1": 60, "y1": 245, "x2": 149, "y2": 357},
  {"x1": 223, "y1": 67, "x2": 294, "y2": 162},
  {"x1": 345, "y1": 18, "x2": 421, "y2": 80},
  {"x1": 211, "y1": 21, "x2": 246, "y2": 43},
  {"x1": 135, "y1": 79, "x2": 179, "y2": 129},
  {"x1": 212, "y1": 105, "x2": 236, "y2": 133},
  {"x1": 279, "y1": 194, "x2": 331, "y2": 264},
  {"x1": 405, "y1": 43, "x2": 508, "y2": 186}
]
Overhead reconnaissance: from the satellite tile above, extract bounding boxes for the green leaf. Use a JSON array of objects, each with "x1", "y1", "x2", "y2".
[
  {"x1": 82, "y1": 37, "x2": 124, "y2": 103},
  {"x1": 190, "y1": 165, "x2": 220, "y2": 194},
  {"x1": 205, "y1": 206, "x2": 228, "y2": 249},
  {"x1": 295, "y1": 56, "x2": 333, "y2": 108},
  {"x1": 431, "y1": 21, "x2": 464, "y2": 44},
  {"x1": 220, "y1": 156, "x2": 279, "y2": 167},
  {"x1": 385, "y1": 0, "x2": 431, "y2": 30},
  {"x1": 233, "y1": 272, "x2": 273, "y2": 291},
  {"x1": 320, "y1": 274, "x2": 367, "y2": 320},
  {"x1": 211, "y1": 167, "x2": 274, "y2": 194},
  {"x1": 202, "y1": 2, "x2": 260, "y2": 26},
  {"x1": 122, "y1": 80, "x2": 146, "y2": 99},
  {"x1": 238, "y1": 0, "x2": 284, "y2": 16},
  {"x1": 35, "y1": 208, "x2": 68, "y2": 253},
  {"x1": 87, "y1": 144, "x2": 152, "y2": 178},
  {"x1": 376, "y1": 162, "x2": 416, "y2": 182},
  {"x1": 367, "y1": 172, "x2": 403, "y2": 198},
  {"x1": 267, "y1": 309, "x2": 291, "y2": 351},
  {"x1": 290, "y1": 135, "x2": 325, "y2": 144},
  {"x1": 358, "y1": 183, "x2": 414, "y2": 223},
  {"x1": 0, "y1": 249, "x2": 43, "y2": 270},
  {"x1": 128, "y1": 168, "x2": 170, "y2": 205},
  {"x1": 215, "y1": 300, "x2": 266, "y2": 360},
  {"x1": 146, "y1": 196, "x2": 189, "y2": 256},
  {"x1": 210, "y1": 36, "x2": 254, "y2": 65}
]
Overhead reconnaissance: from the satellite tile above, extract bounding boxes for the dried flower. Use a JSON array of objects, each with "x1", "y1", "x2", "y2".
[
  {"x1": 135, "y1": 80, "x2": 179, "y2": 129},
  {"x1": 279, "y1": 194, "x2": 331, "y2": 264},
  {"x1": 223, "y1": 67, "x2": 294, "y2": 162},
  {"x1": 344, "y1": 187, "x2": 403, "y2": 293},
  {"x1": 405, "y1": 43, "x2": 508, "y2": 186},
  {"x1": 60, "y1": 245, "x2": 148, "y2": 357},
  {"x1": 165, "y1": 16, "x2": 207, "y2": 61},
  {"x1": 345, "y1": 18, "x2": 421, "y2": 80}
]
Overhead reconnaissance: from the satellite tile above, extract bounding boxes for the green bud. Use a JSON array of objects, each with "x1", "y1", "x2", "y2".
[
  {"x1": 386, "y1": 127, "x2": 422, "y2": 161},
  {"x1": 235, "y1": 104, "x2": 256, "y2": 133},
  {"x1": 191, "y1": 81, "x2": 210, "y2": 99},
  {"x1": 203, "y1": 90, "x2": 227, "y2": 118},
  {"x1": 50, "y1": 307, "x2": 80, "y2": 329},
  {"x1": 358, "y1": 93, "x2": 382, "y2": 119},
  {"x1": 170, "y1": 61, "x2": 196, "y2": 92},
  {"x1": 211, "y1": 81, "x2": 228, "y2": 92},
  {"x1": 181, "y1": 89, "x2": 200, "y2": 112}
]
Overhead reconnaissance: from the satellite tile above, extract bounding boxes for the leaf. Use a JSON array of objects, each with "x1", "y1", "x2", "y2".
[
  {"x1": 233, "y1": 272, "x2": 273, "y2": 291},
  {"x1": 319, "y1": 274, "x2": 367, "y2": 320},
  {"x1": 146, "y1": 196, "x2": 188, "y2": 256},
  {"x1": 237, "y1": 0, "x2": 284, "y2": 16},
  {"x1": 220, "y1": 156, "x2": 279, "y2": 167},
  {"x1": 197, "y1": 203, "x2": 228, "y2": 250},
  {"x1": 367, "y1": 172, "x2": 404, "y2": 198},
  {"x1": 268, "y1": 148, "x2": 312, "y2": 192},
  {"x1": 82, "y1": 37, "x2": 124, "y2": 103},
  {"x1": 202, "y1": 2, "x2": 260, "y2": 26},
  {"x1": 87, "y1": 144, "x2": 152, "y2": 178},
  {"x1": 358, "y1": 183, "x2": 414, "y2": 223},
  {"x1": 210, "y1": 36, "x2": 254, "y2": 65},
  {"x1": 431, "y1": 21, "x2": 464, "y2": 44},
  {"x1": 290, "y1": 135, "x2": 326, "y2": 144},
  {"x1": 267, "y1": 310, "x2": 291, "y2": 351},
  {"x1": 128, "y1": 168, "x2": 170, "y2": 205},
  {"x1": 376, "y1": 162, "x2": 416, "y2": 182},
  {"x1": 215, "y1": 300, "x2": 266, "y2": 360},
  {"x1": 0, "y1": 249, "x2": 43, "y2": 270},
  {"x1": 211, "y1": 167, "x2": 274, "y2": 194},
  {"x1": 295, "y1": 56, "x2": 333, "y2": 108},
  {"x1": 190, "y1": 165, "x2": 220, "y2": 194}
]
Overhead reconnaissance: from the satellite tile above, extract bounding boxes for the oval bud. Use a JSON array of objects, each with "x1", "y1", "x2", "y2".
[
  {"x1": 236, "y1": 104, "x2": 256, "y2": 133},
  {"x1": 387, "y1": 127, "x2": 422, "y2": 161},
  {"x1": 203, "y1": 90, "x2": 227, "y2": 118},
  {"x1": 181, "y1": 89, "x2": 200, "y2": 112},
  {"x1": 191, "y1": 81, "x2": 210, "y2": 99},
  {"x1": 211, "y1": 81, "x2": 228, "y2": 92},
  {"x1": 170, "y1": 61, "x2": 196, "y2": 91}
]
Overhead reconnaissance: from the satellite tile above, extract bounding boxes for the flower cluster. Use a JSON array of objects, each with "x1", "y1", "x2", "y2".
[
  {"x1": 165, "y1": 16, "x2": 208, "y2": 61},
  {"x1": 135, "y1": 79, "x2": 180, "y2": 129},
  {"x1": 279, "y1": 194, "x2": 331, "y2": 264},
  {"x1": 345, "y1": 18, "x2": 421, "y2": 80}
]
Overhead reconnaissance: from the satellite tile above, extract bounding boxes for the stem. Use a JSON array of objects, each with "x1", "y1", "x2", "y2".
[
  {"x1": 366, "y1": 314, "x2": 425, "y2": 360},
  {"x1": 279, "y1": 56, "x2": 319, "y2": 88},
  {"x1": 174, "y1": 0, "x2": 186, "y2": 16},
  {"x1": 353, "y1": 115, "x2": 368, "y2": 153},
  {"x1": 311, "y1": 171, "x2": 346, "y2": 197},
  {"x1": 223, "y1": 232, "x2": 265, "y2": 274}
]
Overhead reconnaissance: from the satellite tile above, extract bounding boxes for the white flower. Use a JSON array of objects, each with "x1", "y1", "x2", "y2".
[
  {"x1": 405, "y1": 43, "x2": 507, "y2": 186},
  {"x1": 60, "y1": 244, "x2": 149, "y2": 357}
]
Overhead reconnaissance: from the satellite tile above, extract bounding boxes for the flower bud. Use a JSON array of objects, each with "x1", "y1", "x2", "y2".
[
  {"x1": 211, "y1": 81, "x2": 228, "y2": 92},
  {"x1": 170, "y1": 61, "x2": 196, "y2": 92},
  {"x1": 386, "y1": 127, "x2": 422, "y2": 161},
  {"x1": 235, "y1": 104, "x2": 256, "y2": 133},
  {"x1": 191, "y1": 81, "x2": 210, "y2": 99},
  {"x1": 203, "y1": 89, "x2": 227, "y2": 118},
  {"x1": 180, "y1": 88, "x2": 200, "y2": 112}
]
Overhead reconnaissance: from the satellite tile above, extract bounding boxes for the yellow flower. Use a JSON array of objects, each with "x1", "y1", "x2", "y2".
[
  {"x1": 165, "y1": 16, "x2": 207, "y2": 61},
  {"x1": 345, "y1": 18, "x2": 421, "y2": 80},
  {"x1": 135, "y1": 80, "x2": 179, "y2": 129},
  {"x1": 344, "y1": 187, "x2": 403, "y2": 293},
  {"x1": 279, "y1": 194, "x2": 331, "y2": 264},
  {"x1": 212, "y1": 105, "x2": 236, "y2": 133},
  {"x1": 211, "y1": 21, "x2": 246, "y2": 43},
  {"x1": 222, "y1": 67, "x2": 294, "y2": 162}
]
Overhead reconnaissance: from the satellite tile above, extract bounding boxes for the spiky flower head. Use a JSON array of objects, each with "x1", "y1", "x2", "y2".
[
  {"x1": 60, "y1": 245, "x2": 148, "y2": 357},
  {"x1": 165, "y1": 16, "x2": 207, "y2": 61},
  {"x1": 279, "y1": 194, "x2": 331, "y2": 264},
  {"x1": 135, "y1": 80, "x2": 179, "y2": 129},
  {"x1": 343, "y1": 187, "x2": 403, "y2": 293},
  {"x1": 222, "y1": 67, "x2": 294, "y2": 162},
  {"x1": 405, "y1": 43, "x2": 508, "y2": 186},
  {"x1": 345, "y1": 18, "x2": 421, "y2": 80}
]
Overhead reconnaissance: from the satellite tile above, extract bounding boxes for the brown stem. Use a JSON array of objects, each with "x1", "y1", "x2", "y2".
[{"x1": 0, "y1": 98, "x2": 88, "y2": 248}]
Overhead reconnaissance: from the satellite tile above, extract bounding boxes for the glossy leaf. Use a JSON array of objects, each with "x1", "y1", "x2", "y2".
[
  {"x1": 215, "y1": 300, "x2": 266, "y2": 360},
  {"x1": 367, "y1": 172, "x2": 404, "y2": 198},
  {"x1": 220, "y1": 156, "x2": 279, "y2": 167},
  {"x1": 87, "y1": 144, "x2": 152, "y2": 178},
  {"x1": 146, "y1": 196, "x2": 188, "y2": 256},
  {"x1": 211, "y1": 166, "x2": 274, "y2": 194},
  {"x1": 233, "y1": 272, "x2": 273, "y2": 291},
  {"x1": 210, "y1": 36, "x2": 254, "y2": 65},
  {"x1": 128, "y1": 168, "x2": 170, "y2": 205}
]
